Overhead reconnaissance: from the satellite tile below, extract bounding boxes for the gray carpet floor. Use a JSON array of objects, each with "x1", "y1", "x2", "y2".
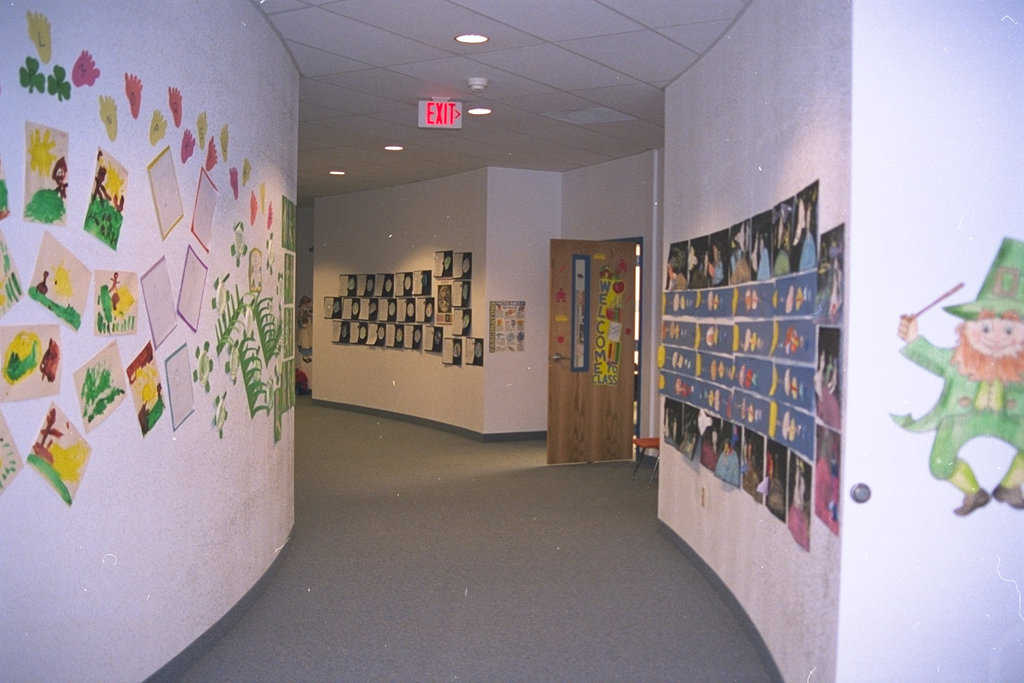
[{"x1": 173, "y1": 397, "x2": 776, "y2": 681}]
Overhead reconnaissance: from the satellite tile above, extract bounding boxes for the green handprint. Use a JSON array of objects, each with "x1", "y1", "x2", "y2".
[
  {"x1": 47, "y1": 64, "x2": 71, "y2": 101},
  {"x1": 19, "y1": 56, "x2": 45, "y2": 93}
]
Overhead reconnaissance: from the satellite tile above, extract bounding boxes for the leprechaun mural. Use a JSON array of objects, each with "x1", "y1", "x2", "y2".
[{"x1": 894, "y1": 238, "x2": 1024, "y2": 516}]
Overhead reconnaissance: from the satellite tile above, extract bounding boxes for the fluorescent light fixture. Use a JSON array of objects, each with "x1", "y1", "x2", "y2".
[
  {"x1": 384, "y1": 145, "x2": 404, "y2": 151},
  {"x1": 455, "y1": 33, "x2": 488, "y2": 44},
  {"x1": 329, "y1": 170, "x2": 346, "y2": 175},
  {"x1": 467, "y1": 107, "x2": 492, "y2": 116}
]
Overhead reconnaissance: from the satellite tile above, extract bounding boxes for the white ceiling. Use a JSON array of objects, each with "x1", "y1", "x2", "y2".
[{"x1": 258, "y1": 0, "x2": 750, "y2": 202}]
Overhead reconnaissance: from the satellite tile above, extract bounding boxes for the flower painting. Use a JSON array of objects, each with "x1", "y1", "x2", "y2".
[
  {"x1": 27, "y1": 403, "x2": 91, "y2": 505},
  {"x1": 127, "y1": 342, "x2": 164, "y2": 437},
  {"x1": 24, "y1": 122, "x2": 69, "y2": 225}
]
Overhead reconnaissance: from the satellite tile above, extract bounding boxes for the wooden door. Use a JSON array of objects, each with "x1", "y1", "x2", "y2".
[{"x1": 548, "y1": 239, "x2": 636, "y2": 464}]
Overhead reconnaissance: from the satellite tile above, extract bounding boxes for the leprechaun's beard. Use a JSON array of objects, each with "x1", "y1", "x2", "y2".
[{"x1": 952, "y1": 312, "x2": 1024, "y2": 382}]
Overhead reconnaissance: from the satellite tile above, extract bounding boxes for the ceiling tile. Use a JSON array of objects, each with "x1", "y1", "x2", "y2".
[
  {"x1": 286, "y1": 40, "x2": 369, "y2": 77},
  {"x1": 559, "y1": 30, "x2": 698, "y2": 84},
  {"x1": 656, "y1": 19, "x2": 733, "y2": 54},
  {"x1": 451, "y1": 0, "x2": 644, "y2": 41},
  {"x1": 490, "y1": 90, "x2": 594, "y2": 114},
  {"x1": 271, "y1": 7, "x2": 452, "y2": 66},
  {"x1": 580, "y1": 119, "x2": 663, "y2": 147},
  {"x1": 391, "y1": 56, "x2": 556, "y2": 99},
  {"x1": 572, "y1": 83, "x2": 664, "y2": 124},
  {"x1": 321, "y1": 0, "x2": 545, "y2": 52},
  {"x1": 474, "y1": 44, "x2": 640, "y2": 91},
  {"x1": 259, "y1": 0, "x2": 309, "y2": 14},
  {"x1": 597, "y1": 0, "x2": 747, "y2": 28},
  {"x1": 318, "y1": 68, "x2": 454, "y2": 104},
  {"x1": 300, "y1": 78, "x2": 406, "y2": 114}
]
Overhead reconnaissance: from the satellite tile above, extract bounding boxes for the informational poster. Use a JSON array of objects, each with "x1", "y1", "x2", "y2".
[
  {"x1": 489, "y1": 300, "x2": 525, "y2": 352},
  {"x1": 593, "y1": 264, "x2": 624, "y2": 386}
]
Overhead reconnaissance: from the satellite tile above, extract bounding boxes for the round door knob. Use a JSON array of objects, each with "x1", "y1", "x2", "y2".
[{"x1": 850, "y1": 483, "x2": 871, "y2": 503}]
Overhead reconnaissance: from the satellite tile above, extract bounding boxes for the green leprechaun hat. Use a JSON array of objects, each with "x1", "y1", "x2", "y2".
[{"x1": 944, "y1": 237, "x2": 1024, "y2": 319}]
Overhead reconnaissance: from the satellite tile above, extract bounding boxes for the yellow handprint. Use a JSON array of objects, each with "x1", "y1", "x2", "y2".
[
  {"x1": 196, "y1": 111, "x2": 207, "y2": 148},
  {"x1": 27, "y1": 12, "x2": 52, "y2": 64},
  {"x1": 149, "y1": 109, "x2": 167, "y2": 146},
  {"x1": 99, "y1": 95, "x2": 118, "y2": 141},
  {"x1": 220, "y1": 124, "x2": 229, "y2": 162}
]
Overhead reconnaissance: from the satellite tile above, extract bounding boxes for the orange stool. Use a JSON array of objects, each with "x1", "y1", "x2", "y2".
[{"x1": 631, "y1": 436, "x2": 660, "y2": 483}]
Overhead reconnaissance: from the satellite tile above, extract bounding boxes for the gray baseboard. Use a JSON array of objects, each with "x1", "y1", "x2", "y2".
[
  {"x1": 312, "y1": 398, "x2": 546, "y2": 442},
  {"x1": 657, "y1": 520, "x2": 784, "y2": 683},
  {"x1": 144, "y1": 528, "x2": 294, "y2": 682}
]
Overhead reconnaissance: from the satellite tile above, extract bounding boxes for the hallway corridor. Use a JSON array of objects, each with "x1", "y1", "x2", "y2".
[{"x1": 169, "y1": 398, "x2": 776, "y2": 681}]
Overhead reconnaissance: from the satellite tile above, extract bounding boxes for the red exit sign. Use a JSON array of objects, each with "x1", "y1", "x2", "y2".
[{"x1": 418, "y1": 100, "x2": 463, "y2": 129}]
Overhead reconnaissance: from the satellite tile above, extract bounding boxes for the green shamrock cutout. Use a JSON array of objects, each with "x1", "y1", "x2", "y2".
[
  {"x1": 193, "y1": 341, "x2": 213, "y2": 393},
  {"x1": 47, "y1": 64, "x2": 70, "y2": 101},
  {"x1": 19, "y1": 56, "x2": 45, "y2": 93}
]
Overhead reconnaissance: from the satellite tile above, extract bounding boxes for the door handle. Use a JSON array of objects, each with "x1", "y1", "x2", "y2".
[{"x1": 551, "y1": 353, "x2": 567, "y2": 361}]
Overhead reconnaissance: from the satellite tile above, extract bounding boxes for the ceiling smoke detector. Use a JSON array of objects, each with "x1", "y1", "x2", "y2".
[{"x1": 467, "y1": 77, "x2": 488, "y2": 92}]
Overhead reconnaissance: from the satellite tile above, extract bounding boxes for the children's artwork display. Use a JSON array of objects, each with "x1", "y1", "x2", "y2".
[
  {"x1": 147, "y1": 145, "x2": 183, "y2": 239},
  {"x1": 74, "y1": 341, "x2": 127, "y2": 433},
  {"x1": 164, "y1": 343, "x2": 195, "y2": 431},
  {"x1": 0, "y1": 157, "x2": 10, "y2": 221},
  {"x1": 140, "y1": 257, "x2": 178, "y2": 348},
  {"x1": 127, "y1": 341, "x2": 165, "y2": 437},
  {"x1": 24, "y1": 122, "x2": 69, "y2": 226},
  {"x1": 95, "y1": 270, "x2": 138, "y2": 335},
  {"x1": 0, "y1": 411, "x2": 23, "y2": 496},
  {"x1": 28, "y1": 232, "x2": 90, "y2": 330},
  {"x1": 467, "y1": 337, "x2": 484, "y2": 366},
  {"x1": 0, "y1": 324, "x2": 61, "y2": 401},
  {"x1": 27, "y1": 403, "x2": 91, "y2": 505},
  {"x1": 190, "y1": 167, "x2": 218, "y2": 251},
  {"x1": 0, "y1": 230, "x2": 24, "y2": 319},
  {"x1": 281, "y1": 195, "x2": 296, "y2": 251},
  {"x1": 177, "y1": 246, "x2": 208, "y2": 332},
  {"x1": 660, "y1": 180, "x2": 845, "y2": 550},
  {"x1": 83, "y1": 148, "x2": 128, "y2": 249}
]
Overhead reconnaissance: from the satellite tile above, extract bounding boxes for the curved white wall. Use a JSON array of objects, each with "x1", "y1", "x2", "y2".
[
  {"x1": 0, "y1": 2, "x2": 297, "y2": 680},
  {"x1": 659, "y1": 1, "x2": 850, "y2": 680}
]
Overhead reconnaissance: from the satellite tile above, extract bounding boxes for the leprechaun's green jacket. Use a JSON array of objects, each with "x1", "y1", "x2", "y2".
[{"x1": 892, "y1": 336, "x2": 1024, "y2": 431}]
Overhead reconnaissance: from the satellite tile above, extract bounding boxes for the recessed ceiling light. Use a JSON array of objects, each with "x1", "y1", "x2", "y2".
[
  {"x1": 467, "y1": 107, "x2": 492, "y2": 116},
  {"x1": 329, "y1": 170, "x2": 346, "y2": 175},
  {"x1": 384, "y1": 145, "x2": 404, "y2": 151},
  {"x1": 455, "y1": 33, "x2": 488, "y2": 44}
]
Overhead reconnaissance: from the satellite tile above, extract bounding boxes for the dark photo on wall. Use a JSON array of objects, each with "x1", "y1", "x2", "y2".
[
  {"x1": 741, "y1": 427, "x2": 765, "y2": 503},
  {"x1": 434, "y1": 250, "x2": 454, "y2": 278},
  {"x1": 427, "y1": 325, "x2": 444, "y2": 352},
  {"x1": 404, "y1": 298, "x2": 416, "y2": 322},
  {"x1": 765, "y1": 439, "x2": 789, "y2": 522},
  {"x1": 392, "y1": 324, "x2": 405, "y2": 348},
  {"x1": 337, "y1": 320, "x2": 350, "y2": 344},
  {"x1": 707, "y1": 228, "x2": 730, "y2": 288},
  {"x1": 455, "y1": 251, "x2": 472, "y2": 279},
  {"x1": 713, "y1": 419, "x2": 740, "y2": 486},
  {"x1": 771, "y1": 196, "x2": 796, "y2": 277},
  {"x1": 452, "y1": 337, "x2": 463, "y2": 365},
  {"x1": 411, "y1": 325, "x2": 423, "y2": 350},
  {"x1": 751, "y1": 209, "x2": 774, "y2": 281},
  {"x1": 460, "y1": 309, "x2": 472, "y2": 336},
  {"x1": 355, "y1": 322, "x2": 369, "y2": 345},
  {"x1": 699, "y1": 412, "x2": 722, "y2": 472},
  {"x1": 815, "y1": 425, "x2": 841, "y2": 536},
  {"x1": 416, "y1": 269, "x2": 432, "y2": 295},
  {"x1": 663, "y1": 397, "x2": 684, "y2": 448},
  {"x1": 344, "y1": 274, "x2": 358, "y2": 297},
  {"x1": 367, "y1": 298, "x2": 378, "y2": 322},
  {"x1": 666, "y1": 240, "x2": 689, "y2": 290},
  {"x1": 788, "y1": 452, "x2": 813, "y2": 551},
  {"x1": 816, "y1": 326, "x2": 842, "y2": 430},
  {"x1": 384, "y1": 298, "x2": 397, "y2": 322},
  {"x1": 349, "y1": 298, "x2": 361, "y2": 321},
  {"x1": 419, "y1": 297, "x2": 435, "y2": 323},
  {"x1": 678, "y1": 403, "x2": 702, "y2": 460},
  {"x1": 792, "y1": 180, "x2": 818, "y2": 273},
  {"x1": 399, "y1": 271, "x2": 414, "y2": 296},
  {"x1": 728, "y1": 220, "x2": 754, "y2": 285},
  {"x1": 437, "y1": 284, "x2": 452, "y2": 317},
  {"x1": 455, "y1": 281, "x2": 471, "y2": 308},
  {"x1": 363, "y1": 273, "x2": 376, "y2": 297},
  {"x1": 373, "y1": 323, "x2": 387, "y2": 347},
  {"x1": 469, "y1": 337, "x2": 484, "y2": 366},
  {"x1": 329, "y1": 296, "x2": 343, "y2": 319},
  {"x1": 688, "y1": 236, "x2": 710, "y2": 289},
  {"x1": 816, "y1": 223, "x2": 844, "y2": 325},
  {"x1": 381, "y1": 273, "x2": 394, "y2": 296}
]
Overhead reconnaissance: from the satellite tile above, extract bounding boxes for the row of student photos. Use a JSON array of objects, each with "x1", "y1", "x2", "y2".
[
  {"x1": 325, "y1": 250, "x2": 483, "y2": 367},
  {"x1": 660, "y1": 180, "x2": 844, "y2": 551}
]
